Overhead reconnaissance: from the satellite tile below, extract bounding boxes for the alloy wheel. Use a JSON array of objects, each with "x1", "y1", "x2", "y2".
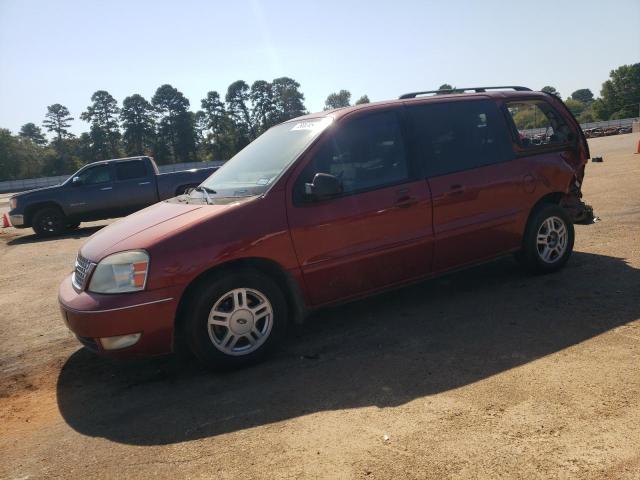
[
  {"x1": 207, "y1": 288, "x2": 273, "y2": 356},
  {"x1": 536, "y1": 216, "x2": 568, "y2": 264}
]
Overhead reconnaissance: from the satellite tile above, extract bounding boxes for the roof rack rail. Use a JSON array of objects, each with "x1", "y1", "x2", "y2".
[{"x1": 399, "y1": 86, "x2": 532, "y2": 99}]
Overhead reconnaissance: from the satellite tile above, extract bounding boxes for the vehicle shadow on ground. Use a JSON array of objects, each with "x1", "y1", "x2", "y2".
[
  {"x1": 6, "y1": 225, "x2": 106, "y2": 245},
  {"x1": 57, "y1": 251, "x2": 639, "y2": 446}
]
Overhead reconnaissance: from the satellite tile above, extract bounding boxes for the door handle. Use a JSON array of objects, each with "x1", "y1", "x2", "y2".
[
  {"x1": 446, "y1": 184, "x2": 465, "y2": 196},
  {"x1": 395, "y1": 195, "x2": 418, "y2": 208},
  {"x1": 138, "y1": 181, "x2": 151, "y2": 185},
  {"x1": 100, "y1": 187, "x2": 113, "y2": 191}
]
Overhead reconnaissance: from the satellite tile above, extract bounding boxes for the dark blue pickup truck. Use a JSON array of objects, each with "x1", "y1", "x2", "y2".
[{"x1": 8, "y1": 156, "x2": 218, "y2": 236}]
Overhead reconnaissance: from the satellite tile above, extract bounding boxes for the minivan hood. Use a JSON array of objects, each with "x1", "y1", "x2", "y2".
[{"x1": 80, "y1": 197, "x2": 256, "y2": 261}]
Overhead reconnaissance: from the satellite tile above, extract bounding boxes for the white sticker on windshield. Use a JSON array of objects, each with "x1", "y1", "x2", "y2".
[{"x1": 290, "y1": 121, "x2": 321, "y2": 131}]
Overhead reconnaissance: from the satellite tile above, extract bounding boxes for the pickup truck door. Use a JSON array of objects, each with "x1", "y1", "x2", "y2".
[
  {"x1": 112, "y1": 159, "x2": 158, "y2": 215},
  {"x1": 64, "y1": 163, "x2": 120, "y2": 220}
]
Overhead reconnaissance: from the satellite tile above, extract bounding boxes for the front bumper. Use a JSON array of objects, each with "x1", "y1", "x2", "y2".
[
  {"x1": 9, "y1": 214, "x2": 24, "y2": 227},
  {"x1": 58, "y1": 274, "x2": 181, "y2": 358}
]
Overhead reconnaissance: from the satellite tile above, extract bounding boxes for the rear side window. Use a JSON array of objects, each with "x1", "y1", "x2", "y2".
[
  {"x1": 115, "y1": 160, "x2": 147, "y2": 181},
  {"x1": 406, "y1": 99, "x2": 513, "y2": 177},
  {"x1": 296, "y1": 110, "x2": 409, "y2": 198},
  {"x1": 506, "y1": 101, "x2": 573, "y2": 148}
]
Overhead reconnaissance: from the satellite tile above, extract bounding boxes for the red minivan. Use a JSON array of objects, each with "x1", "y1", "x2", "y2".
[{"x1": 58, "y1": 87, "x2": 594, "y2": 369}]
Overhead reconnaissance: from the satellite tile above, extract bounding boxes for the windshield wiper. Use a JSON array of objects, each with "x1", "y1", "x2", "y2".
[{"x1": 194, "y1": 186, "x2": 216, "y2": 204}]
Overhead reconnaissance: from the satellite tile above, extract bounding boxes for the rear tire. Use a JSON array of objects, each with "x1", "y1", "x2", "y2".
[
  {"x1": 32, "y1": 207, "x2": 67, "y2": 237},
  {"x1": 67, "y1": 222, "x2": 81, "y2": 230},
  {"x1": 516, "y1": 204, "x2": 574, "y2": 274},
  {"x1": 183, "y1": 269, "x2": 288, "y2": 370}
]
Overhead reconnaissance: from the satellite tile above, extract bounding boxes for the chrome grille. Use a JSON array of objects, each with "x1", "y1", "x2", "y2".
[{"x1": 72, "y1": 254, "x2": 93, "y2": 290}]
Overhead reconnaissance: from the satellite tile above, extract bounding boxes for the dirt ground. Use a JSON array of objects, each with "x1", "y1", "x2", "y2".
[{"x1": 1, "y1": 134, "x2": 639, "y2": 479}]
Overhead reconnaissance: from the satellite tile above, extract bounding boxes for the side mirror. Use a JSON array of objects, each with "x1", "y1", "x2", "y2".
[
  {"x1": 304, "y1": 173, "x2": 343, "y2": 200},
  {"x1": 71, "y1": 176, "x2": 83, "y2": 186}
]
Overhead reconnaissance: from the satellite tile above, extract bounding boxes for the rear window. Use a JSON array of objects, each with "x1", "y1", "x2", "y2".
[
  {"x1": 115, "y1": 160, "x2": 147, "y2": 181},
  {"x1": 506, "y1": 101, "x2": 572, "y2": 148},
  {"x1": 406, "y1": 99, "x2": 513, "y2": 177}
]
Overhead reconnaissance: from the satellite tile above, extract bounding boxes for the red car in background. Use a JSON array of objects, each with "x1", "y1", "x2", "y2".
[{"x1": 59, "y1": 86, "x2": 593, "y2": 369}]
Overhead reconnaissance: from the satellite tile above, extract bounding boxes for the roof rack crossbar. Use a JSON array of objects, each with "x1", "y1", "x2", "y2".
[{"x1": 399, "y1": 86, "x2": 532, "y2": 99}]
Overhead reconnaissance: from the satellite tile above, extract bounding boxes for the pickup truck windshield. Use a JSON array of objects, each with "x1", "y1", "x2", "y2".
[{"x1": 198, "y1": 117, "x2": 333, "y2": 198}]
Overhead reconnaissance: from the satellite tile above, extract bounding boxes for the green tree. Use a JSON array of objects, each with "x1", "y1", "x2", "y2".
[
  {"x1": 226, "y1": 80, "x2": 253, "y2": 144},
  {"x1": 271, "y1": 77, "x2": 306, "y2": 123},
  {"x1": 42, "y1": 104, "x2": 74, "y2": 143},
  {"x1": 250, "y1": 80, "x2": 276, "y2": 134},
  {"x1": 74, "y1": 132, "x2": 94, "y2": 165},
  {"x1": 0, "y1": 129, "x2": 22, "y2": 180},
  {"x1": 42, "y1": 104, "x2": 77, "y2": 173},
  {"x1": 19, "y1": 123, "x2": 47, "y2": 146},
  {"x1": 592, "y1": 63, "x2": 640, "y2": 120},
  {"x1": 437, "y1": 84, "x2": 454, "y2": 94},
  {"x1": 355, "y1": 95, "x2": 370, "y2": 105},
  {"x1": 577, "y1": 110, "x2": 599, "y2": 124},
  {"x1": 201, "y1": 91, "x2": 227, "y2": 134},
  {"x1": 80, "y1": 90, "x2": 121, "y2": 160},
  {"x1": 570, "y1": 89, "x2": 594, "y2": 104},
  {"x1": 0, "y1": 129, "x2": 52, "y2": 180},
  {"x1": 80, "y1": 90, "x2": 120, "y2": 160},
  {"x1": 324, "y1": 89, "x2": 351, "y2": 110},
  {"x1": 564, "y1": 98, "x2": 586, "y2": 117},
  {"x1": 121, "y1": 94, "x2": 156, "y2": 156},
  {"x1": 152, "y1": 84, "x2": 196, "y2": 163},
  {"x1": 511, "y1": 107, "x2": 551, "y2": 130},
  {"x1": 541, "y1": 86, "x2": 560, "y2": 97},
  {"x1": 193, "y1": 111, "x2": 208, "y2": 153},
  {"x1": 201, "y1": 90, "x2": 235, "y2": 160}
]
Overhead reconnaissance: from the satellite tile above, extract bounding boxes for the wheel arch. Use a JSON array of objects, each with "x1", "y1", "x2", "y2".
[
  {"x1": 24, "y1": 201, "x2": 66, "y2": 226},
  {"x1": 518, "y1": 191, "x2": 566, "y2": 240},
  {"x1": 173, "y1": 257, "x2": 308, "y2": 348}
]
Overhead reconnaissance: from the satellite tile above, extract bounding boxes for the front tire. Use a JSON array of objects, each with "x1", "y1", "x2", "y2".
[
  {"x1": 517, "y1": 204, "x2": 574, "y2": 274},
  {"x1": 183, "y1": 270, "x2": 288, "y2": 370},
  {"x1": 32, "y1": 207, "x2": 67, "y2": 237}
]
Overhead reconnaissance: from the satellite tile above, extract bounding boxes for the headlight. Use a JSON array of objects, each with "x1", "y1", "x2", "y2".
[
  {"x1": 88, "y1": 250, "x2": 149, "y2": 293},
  {"x1": 9, "y1": 197, "x2": 17, "y2": 209}
]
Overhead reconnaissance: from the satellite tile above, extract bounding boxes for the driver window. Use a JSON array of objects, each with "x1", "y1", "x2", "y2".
[
  {"x1": 78, "y1": 164, "x2": 112, "y2": 185},
  {"x1": 297, "y1": 110, "x2": 409, "y2": 199}
]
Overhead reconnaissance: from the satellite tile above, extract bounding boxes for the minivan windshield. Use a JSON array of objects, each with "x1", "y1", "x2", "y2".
[{"x1": 197, "y1": 117, "x2": 333, "y2": 198}]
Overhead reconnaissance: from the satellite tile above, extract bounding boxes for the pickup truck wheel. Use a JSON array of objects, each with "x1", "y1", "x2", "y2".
[
  {"x1": 184, "y1": 270, "x2": 288, "y2": 370},
  {"x1": 32, "y1": 207, "x2": 67, "y2": 237},
  {"x1": 517, "y1": 204, "x2": 574, "y2": 274}
]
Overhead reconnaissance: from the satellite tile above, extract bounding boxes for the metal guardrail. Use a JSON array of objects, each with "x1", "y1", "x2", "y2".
[
  {"x1": 523, "y1": 117, "x2": 637, "y2": 137},
  {"x1": 0, "y1": 160, "x2": 225, "y2": 194},
  {"x1": 580, "y1": 118, "x2": 636, "y2": 130}
]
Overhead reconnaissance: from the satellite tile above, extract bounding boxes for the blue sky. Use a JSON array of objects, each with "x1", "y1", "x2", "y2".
[{"x1": 1, "y1": 0, "x2": 638, "y2": 136}]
